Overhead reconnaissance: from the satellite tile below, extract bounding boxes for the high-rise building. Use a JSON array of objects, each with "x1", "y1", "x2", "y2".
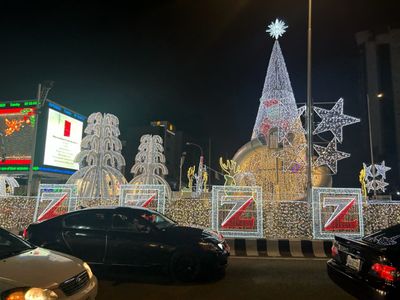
[{"x1": 356, "y1": 27, "x2": 400, "y2": 194}]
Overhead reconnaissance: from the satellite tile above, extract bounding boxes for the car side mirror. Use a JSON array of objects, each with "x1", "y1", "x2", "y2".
[{"x1": 138, "y1": 226, "x2": 152, "y2": 234}]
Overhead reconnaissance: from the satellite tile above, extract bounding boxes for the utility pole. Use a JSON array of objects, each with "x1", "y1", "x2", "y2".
[
  {"x1": 366, "y1": 93, "x2": 377, "y2": 199},
  {"x1": 306, "y1": 0, "x2": 313, "y2": 200},
  {"x1": 208, "y1": 137, "x2": 212, "y2": 186},
  {"x1": 27, "y1": 81, "x2": 53, "y2": 197},
  {"x1": 179, "y1": 152, "x2": 186, "y2": 191}
]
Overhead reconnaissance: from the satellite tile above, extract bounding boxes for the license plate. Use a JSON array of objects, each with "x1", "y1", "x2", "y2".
[{"x1": 346, "y1": 255, "x2": 361, "y2": 271}]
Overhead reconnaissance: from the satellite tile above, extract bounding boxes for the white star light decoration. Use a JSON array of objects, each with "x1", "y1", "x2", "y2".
[
  {"x1": 375, "y1": 161, "x2": 391, "y2": 180},
  {"x1": 311, "y1": 98, "x2": 360, "y2": 174},
  {"x1": 313, "y1": 98, "x2": 360, "y2": 143},
  {"x1": 363, "y1": 163, "x2": 374, "y2": 178},
  {"x1": 366, "y1": 178, "x2": 389, "y2": 193},
  {"x1": 363, "y1": 161, "x2": 391, "y2": 193},
  {"x1": 266, "y1": 19, "x2": 288, "y2": 39},
  {"x1": 313, "y1": 139, "x2": 350, "y2": 174}
]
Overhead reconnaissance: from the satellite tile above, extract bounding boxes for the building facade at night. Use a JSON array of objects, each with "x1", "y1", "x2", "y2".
[{"x1": 356, "y1": 27, "x2": 400, "y2": 195}]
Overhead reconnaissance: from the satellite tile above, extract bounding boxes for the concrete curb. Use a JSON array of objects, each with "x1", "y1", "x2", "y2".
[{"x1": 226, "y1": 239, "x2": 333, "y2": 258}]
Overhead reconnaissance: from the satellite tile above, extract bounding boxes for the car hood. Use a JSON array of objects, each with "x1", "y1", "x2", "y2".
[
  {"x1": 0, "y1": 247, "x2": 85, "y2": 289},
  {"x1": 164, "y1": 225, "x2": 224, "y2": 243},
  {"x1": 164, "y1": 225, "x2": 204, "y2": 239}
]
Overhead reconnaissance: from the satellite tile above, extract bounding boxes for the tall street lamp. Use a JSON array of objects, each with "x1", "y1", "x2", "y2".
[
  {"x1": 27, "y1": 81, "x2": 54, "y2": 197},
  {"x1": 306, "y1": 0, "x2": 314, "y2": 200},
  {"x1": 179, "y1": 151, "x2": 186, "y2": 191},
  {"x1": 367, "y1": 92, "x2": 384, "y2": 199}
]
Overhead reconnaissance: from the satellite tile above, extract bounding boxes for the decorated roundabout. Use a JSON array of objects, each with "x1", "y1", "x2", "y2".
[{"x1": 0, "y1": 19, "x2": 399, "y2": 241}]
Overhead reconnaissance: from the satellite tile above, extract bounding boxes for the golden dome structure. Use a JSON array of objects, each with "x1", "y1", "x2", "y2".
[{"x1": 233, "y1": 136, "x2": 332, "y2": 201}]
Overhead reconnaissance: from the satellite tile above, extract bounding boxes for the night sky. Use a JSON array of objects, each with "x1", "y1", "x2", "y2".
[{"x1": 0, "y1": 0, "x2": 399, "y2": 187}]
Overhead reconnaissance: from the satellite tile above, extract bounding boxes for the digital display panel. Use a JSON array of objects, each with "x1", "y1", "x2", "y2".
[
  {"x1": 0, "y1": 101, "x2": 38, "y2": 171},
  {"x1": 43, "y1": 108, "x2": 83, "y2": 170}
]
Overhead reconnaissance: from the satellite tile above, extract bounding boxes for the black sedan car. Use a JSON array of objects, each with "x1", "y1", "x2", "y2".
[
  {"x1": 327, "y1": 224, "x2": 400, "y2": 299},
  {"x1": 25, "y1": 206, "x2": 229, "y2": 281}
]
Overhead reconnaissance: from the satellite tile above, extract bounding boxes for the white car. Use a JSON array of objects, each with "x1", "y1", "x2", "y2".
[{"x1": 0, "y1": 228, "x2": 97, "y2": 300}]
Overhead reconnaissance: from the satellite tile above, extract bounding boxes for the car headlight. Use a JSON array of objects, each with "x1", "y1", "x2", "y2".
[
  {"x1": 2, "y1": 287, "x2": 58, "y2": 300},
  {"x1": 199, "y1": 241, "x2": 220, "y2": 252},
  {"x1": 83, "y1": 262, "x2": 93, "y2": 279}
]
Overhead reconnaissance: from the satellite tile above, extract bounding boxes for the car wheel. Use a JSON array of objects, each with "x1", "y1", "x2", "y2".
[{"x1": 170, "y1": 251, "x2": 200, "y2": 282}]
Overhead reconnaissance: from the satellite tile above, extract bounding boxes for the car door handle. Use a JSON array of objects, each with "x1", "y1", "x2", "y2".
[{"x1": 64, "y1": 231, "x2": 85, "y2": 237}]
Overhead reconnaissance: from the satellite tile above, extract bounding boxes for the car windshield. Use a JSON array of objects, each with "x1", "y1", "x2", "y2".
[
  {"x1": 363, "y1": 224, "x2": 400, "y2": 246},
  {"x1": 140, "y1": 211, "x2": 177, "y2": 230},
  {"x1": 0, "y1": 229, "x2": 35, "y2": 259}
]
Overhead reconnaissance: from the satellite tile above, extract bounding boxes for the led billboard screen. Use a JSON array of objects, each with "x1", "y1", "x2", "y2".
[
  {"x1": 0, "y1": 101, "x2": 38, "y2": 171},
  {"x1": 43, "y1": 108, "x2": 83, "y2": 170}
]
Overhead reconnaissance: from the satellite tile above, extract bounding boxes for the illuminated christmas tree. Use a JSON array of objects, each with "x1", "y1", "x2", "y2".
[
  {"x1": 67, "y1": 112, "x2": 127, "y2": 198},
  {"x1": 234, "y1": 19, "x2": 331, "y2": 201},
  {"x1": 130, "y1": 134, "x2": 172, "y2": 199},
  {"x1": 251, "y1": 19, "x2": 302, "y2": 144}
]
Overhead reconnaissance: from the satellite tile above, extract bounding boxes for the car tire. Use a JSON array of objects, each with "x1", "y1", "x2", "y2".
[{"x1": 170, "y1": 250, "x2": 200, "y2": 282}]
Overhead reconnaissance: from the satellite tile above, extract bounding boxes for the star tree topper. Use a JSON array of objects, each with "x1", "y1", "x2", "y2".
[
  {"x1": 314, "y1": 139, "x2": 350, "y2": 174},
  {"x1": 266, "y1": 19, "x2": 288, "y2": 39},
  {"x1": 313, "y1": 98, "x2": 360, "y2": 143}
]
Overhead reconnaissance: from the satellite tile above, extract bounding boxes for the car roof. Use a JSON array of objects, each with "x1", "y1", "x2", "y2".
[
  {"x1": 32, "y1": 206, "x2": 156, "y2": 225},
  {"x1": 79, "y1": 206, "x2": 153, "y2": 213}
]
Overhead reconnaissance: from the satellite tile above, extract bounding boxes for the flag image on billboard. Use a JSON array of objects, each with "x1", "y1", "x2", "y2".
[{"x1": 43, "y1": 108, "x2": 83, "y2": 170}]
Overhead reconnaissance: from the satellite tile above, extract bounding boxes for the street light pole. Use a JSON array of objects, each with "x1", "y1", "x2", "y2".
[
  {"x1": 306, "y1": 0, "x2": 314, "y2": 200},
  {"x1": 179, "y1": 152, "x2": 186, "y2": 191},
  {"x1": 366, "y1": 93, "x2": 377, "y2": 199},
  {"x1": 27, "y1": 82, "x2": 53, "y2": 197}
]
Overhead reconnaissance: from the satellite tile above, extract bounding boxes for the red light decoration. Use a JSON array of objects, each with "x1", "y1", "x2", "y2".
[
  {"x1": 4, "y1": 118, "x2": 24, "y2": 136},
  {"x1": 324, "y1": 198, "x2": 359, "y2": 231},
  {"x1": 142, "y1": 194, "x2": 155, "y2": 208},
  {"x1": 3, "y1": 108, "x2": 36, "y2": 136},
  {"x1": 221, "y1": 197, "x2": 255, "y2": 229},
  {"x1": 37, "y1": 193, "x2": 68, "y2": 222}
]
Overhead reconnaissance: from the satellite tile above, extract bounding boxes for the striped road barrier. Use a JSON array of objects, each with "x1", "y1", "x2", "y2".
[{"x1": 225, "y1": 239, "x2": 333, "y2": 258}]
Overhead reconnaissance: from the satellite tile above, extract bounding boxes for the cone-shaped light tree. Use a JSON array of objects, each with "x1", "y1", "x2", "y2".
[
  {"x1": 130, "y1": 134, "x2": 172, "y2": 199},
  {"x1": 252, "y1": 19, "x2": 302, "y2": 144},
  {"x1": 67, "y1": 112, "x2": 127, "y2": 198}
]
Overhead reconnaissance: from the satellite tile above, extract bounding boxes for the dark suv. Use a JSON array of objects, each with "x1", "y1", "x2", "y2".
[{"x1": 25, "y1": 206, "x2": 229, "y2": 281}]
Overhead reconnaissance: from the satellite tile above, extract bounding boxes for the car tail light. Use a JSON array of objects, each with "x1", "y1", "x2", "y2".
[
  {"x1": 371, "y1": 263, "x2": 399, "y2": 282},
  {"x1": 22, "y1": 228, "x2": 28, "y2": 239},
  {"x1": 331, "y1": 242, "x2": 339, "y2": 257}
]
